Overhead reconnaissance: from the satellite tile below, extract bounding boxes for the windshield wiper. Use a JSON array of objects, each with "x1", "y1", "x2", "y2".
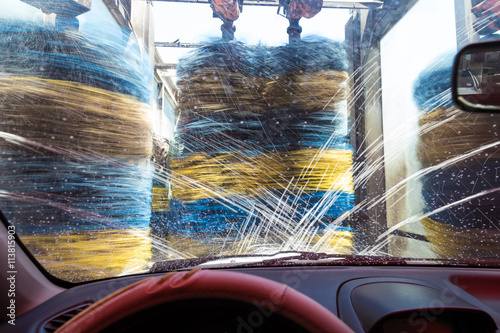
[
  {"x1": 150, "y1": 252, "x2": 408, "y2": 273},
  {"x1": 388, "y1": 229, "x2": 429, "y2": 242},
  {"x1": 150, "y1": 252, "x2": 500, "y2": 273}
]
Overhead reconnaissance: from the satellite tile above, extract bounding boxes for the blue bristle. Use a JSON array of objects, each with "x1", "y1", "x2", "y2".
[
  {"x1": 0, "y1": 20, "x2": 153, "y2": 103},
  {"x1": 164, "y1": 191, "x2": 354, "y2": 236},
  {"x1": 178, "y1": 109, "x2": 351, "y2": 155},
  {"x1": 263, "y1": 109, "x2": 351, "y2": 151},
  {"x1": 0, "y1": 154, "x2": 153, "y2": 234},
  {"x1": 421, "y1": 164, "x2": 500, "y2": 228},
  {"x1": 177, "y1": 40, "x2": 259, "y2": 78},
  {"x1": 263, "y1": 37, "x2": 349, "y2": 75},
  {"x1": 178, "y1": 111, "x2": 266, "y2": 155},
  {"x1": 171, "y1": 37, "x2": 355, "y2": 244},
  {"x1": 412, "y1": 52, "x2": 455, "y2": 112}
]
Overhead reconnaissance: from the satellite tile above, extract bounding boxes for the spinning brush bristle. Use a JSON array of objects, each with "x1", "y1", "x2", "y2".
[
  {"x1": 263, "y1": 70, "x2": 349, "y2": 111},
  {"x1": 422, "y1": 217, "x2": 500, "y2": 259},
  {"x1": 176, "y1": 41, "x2": 265, "y2": 113},
  {"x1": 0, "y1": 155, "x2": 154, "y2": 231},
  {"x1": 416, "y1": 58, "x2": 500, "y2": 258},
  {"x1": 0, "y1": 77, "x2": 153, "y2": 158},
  {"x1": 262, "y1": 37, "x2": 349, "y2": 74},
  {"x1": 171, "y1": 148, "x2": 354, "y2": 200},
  {"x1": 264, "y1": 109, "x2": 351, "y2": 151},
  {"x1": 163, "y1": 227, "x2": 354, "y2": 258},
  {"x1": 179, "y1": 111, "x2": 266, "y2": 154},
  {"x1": 166, "y1": 193, "x2": 354, "y2": 248},
  {"x1": 176, "y1": 40, "x2": 259, "y2": 77},
  {"x1": 20, "y1": 229, "x2": 151, "y2": 283},
  {"x1": 0, "y1": 20, "x2": 153, "y2": 103},
  {"x1": 169, "y1": 37, "x2": 355, "y2": 255},
  {"x1": 418, "y1": 107, "x2": 500, "y2": 234},
  {"x1": 412, "y1": 52, "x2": 455, "y2": 112},
  {"x1": 177, "y1": 70, "x2": 266, "y2": 113},
  {"x1": 151, "y1": 186, "x2": 170, "y2": 211},
  {"x1": 0, "y1": 20, "x2": 155, "y2": 282},
  {"x1": 418, "y1": 107, "x2": 500, "y2": 168}
]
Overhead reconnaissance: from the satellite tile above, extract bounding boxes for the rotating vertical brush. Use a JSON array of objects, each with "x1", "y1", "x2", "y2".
[
  {"x1": 169, "y1": 41, "x2": 267, "y2": 255},
  {"x1": 0, "y1": 20, "x2": 154, "y2": 282},
  {"x1": 414, "y1": 55, "x2": 500, "y2": 259},
  {"x1": 169, "y1": 37, "x2": 354, "y2": 256},
  {"x1": 256, "y1": 37, "x2": 355, "y2": 253}
]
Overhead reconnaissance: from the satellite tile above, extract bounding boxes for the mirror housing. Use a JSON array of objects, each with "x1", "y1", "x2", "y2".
[{"x1": 452, "y1": 40, "x2": 500, "y2": 112}]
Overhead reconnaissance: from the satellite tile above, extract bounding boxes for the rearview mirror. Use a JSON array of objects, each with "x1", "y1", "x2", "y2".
[{"x1": 452, "y1": 40, "x2": 500, "y2": 112}]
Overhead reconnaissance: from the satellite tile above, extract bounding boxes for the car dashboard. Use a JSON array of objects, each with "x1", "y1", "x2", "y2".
[{"x1": 5, "y1": 264, "x2": 500, "y2": 333}]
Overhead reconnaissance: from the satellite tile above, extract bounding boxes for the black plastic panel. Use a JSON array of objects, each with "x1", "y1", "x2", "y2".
[
  {"x1": 338, "y1": 278, "x2": 497, "y2": 333},
  {"x1": 3, "y1": 266, "x2": 500, "y2": 333}
]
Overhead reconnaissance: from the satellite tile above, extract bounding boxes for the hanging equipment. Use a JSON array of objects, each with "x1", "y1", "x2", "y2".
[{"x1": 209, "y1": 0, "x2": 243, "y2": 41}]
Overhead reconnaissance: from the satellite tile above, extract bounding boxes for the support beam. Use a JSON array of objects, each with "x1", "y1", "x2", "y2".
[
  {"x1": 21, "y1": 0, "x2": 91, "y2": 16},
  {"x1": 155, "y1": 42, "x2": 205, "y2": 48},
  {"x1": 155, "y1": 64, "x2": 178, "y2": 70},
  {"x1": 21, "y1": 0, "x2": 91, "y2": 30},
  {"x1": 102, "y1": 0, "x2": 132, "y2": 28}
]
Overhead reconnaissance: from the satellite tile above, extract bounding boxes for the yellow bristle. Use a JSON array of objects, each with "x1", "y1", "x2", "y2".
[
  {"x1": 418, "y1": 107, "x2": 500, "y2": 168},
  {"x1": 151, "y1": 186, "x2": 170, "y2": 211},
  {"x1": 171, "y1": 148, "x2": 354, "y2": 201},
  {"x1": 20, "y1": 229, "x2": 152, "y2": 283},
  {"x1": 0, "y1": 77, "x2": 153, "y2": 159},
  {"x1": 263, "y1": 70, "x2": 349, "y2": 111},
  {"x1": 422, "y1": 217, "x2": 500, "y2": 259}
]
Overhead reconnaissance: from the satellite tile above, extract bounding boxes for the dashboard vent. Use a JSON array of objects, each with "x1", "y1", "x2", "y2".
[{"x1": 41, "y1": 302, "x2": 93, "y2": 333}]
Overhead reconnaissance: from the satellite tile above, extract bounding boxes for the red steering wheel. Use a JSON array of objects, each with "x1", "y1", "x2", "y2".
[{"x1": 56, "y1": 269, "x2": 354, "y2": 333}]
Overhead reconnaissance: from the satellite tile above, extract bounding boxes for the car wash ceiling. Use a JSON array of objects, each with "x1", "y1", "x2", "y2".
[{"x1": 20, "y1": 0, "x2": 383, "y2": 39}]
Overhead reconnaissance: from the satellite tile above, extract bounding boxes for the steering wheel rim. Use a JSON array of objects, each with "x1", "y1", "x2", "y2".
[{"x1": 56, "y1": 269, "x2": 354, "y2": 333}]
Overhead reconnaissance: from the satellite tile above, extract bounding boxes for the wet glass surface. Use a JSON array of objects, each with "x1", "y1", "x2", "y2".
[{"x1": 0, "y1": 0, "x2": 499, "y2": 282}]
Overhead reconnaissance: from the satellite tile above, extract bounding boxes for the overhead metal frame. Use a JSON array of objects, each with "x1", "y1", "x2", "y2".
[
  {"x1": 155, "y1": 64, "x2": 177, "y2": 70},
  {"x1": 151, "y1": 0, "x2": 382, "y2": 9},
  {"x1": 153, "y1": 0, "x2": 383, "y2": 51},
  {"x1": 155, "y1": 42, "x2": 204, "y2": 48},
  {"x1": 153, "y1": 1, "x2": 383, "y2": 73}
]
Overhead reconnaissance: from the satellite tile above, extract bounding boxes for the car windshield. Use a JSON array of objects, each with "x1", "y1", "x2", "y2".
[{"x1": 1, "y1": 0, "x2": 499, "y2": 283}]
